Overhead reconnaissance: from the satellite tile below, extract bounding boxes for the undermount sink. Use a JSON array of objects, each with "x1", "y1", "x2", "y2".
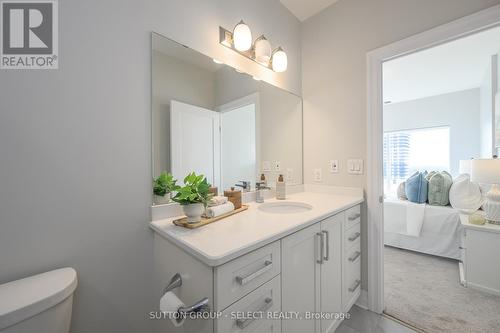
[{"x1": 258, "y1": 201, "x2": 313, "y2": 214}]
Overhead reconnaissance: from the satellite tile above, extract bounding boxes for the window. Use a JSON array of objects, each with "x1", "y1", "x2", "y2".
[{"x1": 383, "y1": 126, "x2": 450, "y2": 196}]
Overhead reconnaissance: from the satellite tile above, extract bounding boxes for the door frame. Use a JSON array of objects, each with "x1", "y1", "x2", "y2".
[
  {"x1": 216, "y1": 93, "x2": 261, "y2": 189},
  {"x1": 366, "y1": 4, "x2": 500, "y2": 313}
]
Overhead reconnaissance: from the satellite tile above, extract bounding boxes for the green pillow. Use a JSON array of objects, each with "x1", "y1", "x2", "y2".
[{"x1": 427, "y1": 171, "x2": 452, "y2": 206}]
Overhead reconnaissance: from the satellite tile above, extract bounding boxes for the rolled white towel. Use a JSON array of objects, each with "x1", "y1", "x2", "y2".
[
  {"x1": 208, "y1": 196, "x2": 228, "y2": 207},
  {"x1": 205, "y1": 202, "x2": 235, "y2": 218}
]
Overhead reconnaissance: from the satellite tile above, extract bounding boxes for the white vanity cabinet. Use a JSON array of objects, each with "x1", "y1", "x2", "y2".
[
  {"x1": 153, "y1": 203, "x2": 362, "y2": 333},
  {"x1": 282, "y1": 211, "x2": 357, "y2": 333}
]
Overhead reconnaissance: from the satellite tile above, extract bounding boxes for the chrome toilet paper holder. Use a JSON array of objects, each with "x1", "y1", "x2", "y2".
[{"x1": 164, "y1": 273, "x2": 210, "y2": 315}]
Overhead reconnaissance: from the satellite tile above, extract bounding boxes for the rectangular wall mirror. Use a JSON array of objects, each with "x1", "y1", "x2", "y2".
[{"x1": 151, "y1": 32, "x2": 303, "y2": 203}]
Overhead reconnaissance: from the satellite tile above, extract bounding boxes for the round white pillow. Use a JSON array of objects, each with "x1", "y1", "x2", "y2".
[{"x1": 449, "y1": 174, "x2": 483, "y2": 213}]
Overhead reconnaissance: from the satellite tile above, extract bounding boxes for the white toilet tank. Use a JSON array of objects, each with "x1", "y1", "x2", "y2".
[{"x1": 0, "y1": 268, "x2": 77, "y2": 333}]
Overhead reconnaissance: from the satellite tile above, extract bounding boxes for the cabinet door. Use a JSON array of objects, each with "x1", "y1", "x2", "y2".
[
  {"x1": 320, "y1": 214, "x2": 343, "y2": 333},
  {"x1": 282, "y1": 223, "x2": 321, "y2": 333}
]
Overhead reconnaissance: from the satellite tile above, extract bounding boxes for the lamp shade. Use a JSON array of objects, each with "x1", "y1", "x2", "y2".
[
  {"x1": 254, "y1": 35, "x2": 271, "y2": 65},
  {"x1": 233, "y1": 20, "x2": 252, "y2": 52},
  {"x1": 470, "y1": 158, "x2": 500, "y2": 184},
  {"x1": 271, "y1": 47, "x2": 287, "y2": 72},
  {"x1": 459, "y1": 159, "x2": 472, "y2": 175}
]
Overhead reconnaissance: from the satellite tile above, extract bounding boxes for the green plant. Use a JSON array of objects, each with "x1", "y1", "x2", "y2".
[
  {"x1": 171, "y1": 172, "x2": 211, "y2": 206},
  {"x1": 153, "y1": 172, "x2": 179, "y2": 197}
]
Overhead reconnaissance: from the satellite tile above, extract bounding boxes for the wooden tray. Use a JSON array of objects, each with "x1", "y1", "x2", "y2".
[{"x1": 173, "y1": 205, "x2": 249, "y2": 229}]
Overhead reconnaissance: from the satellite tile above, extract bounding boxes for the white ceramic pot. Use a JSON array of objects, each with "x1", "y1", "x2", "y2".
[
  {"x1": 183, "y1": 203, "x2": 204, "y2": 223},
  {"x1": 154, "y1": 193, "x2": 171, "y2": 205}
]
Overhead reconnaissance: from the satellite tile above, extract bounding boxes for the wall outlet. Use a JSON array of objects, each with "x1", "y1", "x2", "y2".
[
  {"x1": 262, "y1": 161, "x2": 271, "y2": 172},
  {"x1": 329, "y1": 160, "x2": 339, "y2": 173},
  {"x1": 273, "y1": 161, "x2": 281, "y2": 171},
  {"x1": 286, "y1": 168, "x2": 293, "y2": 182},
  {"x1": 314, "y1": 168, "x2": 323, "y2": 182}
]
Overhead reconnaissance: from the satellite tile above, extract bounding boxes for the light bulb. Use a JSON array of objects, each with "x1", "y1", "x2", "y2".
[
  {"x1": 254, "y1": 35, "x2": 271, "y2": 65},
  {"x1": 233, "y1": 20, "x2": 252, "y2": 52},
  {"x1": 271, "y1": 47, "x2": 287, "y2": 72}
]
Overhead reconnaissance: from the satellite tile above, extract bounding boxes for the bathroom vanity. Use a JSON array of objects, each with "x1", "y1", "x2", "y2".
[
  {"x1": 149, "y1": 31, "x2": 364, "y2": 333},
  {"x1": 151, "y1": 189, "x2": 363, "y2": 333}
]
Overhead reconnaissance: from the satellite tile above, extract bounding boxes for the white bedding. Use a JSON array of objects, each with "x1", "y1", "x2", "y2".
[{"x1": 384, "y1": 198, "x2": 462, "y2": 260}]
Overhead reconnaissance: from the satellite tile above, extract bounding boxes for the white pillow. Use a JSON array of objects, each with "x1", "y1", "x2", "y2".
[{"x1": 449, "y1": 174, "x2": 483, "y2": 213}]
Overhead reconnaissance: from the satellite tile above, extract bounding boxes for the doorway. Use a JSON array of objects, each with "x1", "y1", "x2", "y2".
[{"x1": 366, "y1": 2, "x2": 500, "y2": 324}]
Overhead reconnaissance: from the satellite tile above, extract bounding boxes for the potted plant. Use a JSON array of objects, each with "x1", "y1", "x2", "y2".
[
  {"x1": 153, "y1": 172, "x2": 179, "y2": 205},
  {"x1": 172, "y1": 172, "x2": 211, "y2": 223}
]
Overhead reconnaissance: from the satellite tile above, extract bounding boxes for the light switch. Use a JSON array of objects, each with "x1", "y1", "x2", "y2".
[
  {"x1": 286, "y1": 168, "x2": 293, "y2": 182},
  {"x1": 274, "y1": 161, "x2": 281, "y2": 171},
  {"x1": 348, "y1": 159, "x2": 363, "y2": 175},
  {"x1": 314, "y1": 168, "x2": 322, "y2": 182},
  {"x1": 262, "y1": 161, "x2": 271, "y2": 172}
]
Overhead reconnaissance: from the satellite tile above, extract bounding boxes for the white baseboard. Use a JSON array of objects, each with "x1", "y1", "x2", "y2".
[{"x1": 355, "y1": 289, "x2": 368, "y2": 310}]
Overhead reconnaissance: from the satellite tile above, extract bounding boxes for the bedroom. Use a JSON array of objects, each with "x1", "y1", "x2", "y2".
[{"x1": 382, "y1": 26, "x2": 500, "y2": 332}]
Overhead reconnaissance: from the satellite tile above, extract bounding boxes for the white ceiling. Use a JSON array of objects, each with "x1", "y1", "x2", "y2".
[
  {"x1": 280, "y1": 0, "x2": 340, "y2": 21},
  {"x1": 383, "y1": 26, "x2": 500, "y2": 104}
]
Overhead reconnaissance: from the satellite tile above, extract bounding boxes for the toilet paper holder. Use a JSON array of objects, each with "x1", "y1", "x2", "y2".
[{"x1": 164, "y1": 273, "x2": 210, "y2": 314}]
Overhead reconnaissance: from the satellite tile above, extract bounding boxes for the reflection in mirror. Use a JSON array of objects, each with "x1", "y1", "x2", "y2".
[{"x1": 152, "y1": 32, "x2": 303, "y2": 202}]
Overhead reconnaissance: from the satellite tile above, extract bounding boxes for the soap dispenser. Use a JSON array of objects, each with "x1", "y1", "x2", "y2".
[
  {"x1": 260, "y1": 174, "x2": 267, "y2": 186},
  {"x1": 276, "y1": 174, "x2": 286, "y2": 200}
]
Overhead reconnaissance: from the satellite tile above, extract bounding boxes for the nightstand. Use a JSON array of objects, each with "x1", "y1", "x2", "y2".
[{"x1": 460, "y1": 214, "x2": 500, "y2": 296}]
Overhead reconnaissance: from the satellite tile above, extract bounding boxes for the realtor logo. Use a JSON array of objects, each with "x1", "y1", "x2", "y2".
[{"x1": 1, "y1": 0, "x2": 58, "y2": 69}]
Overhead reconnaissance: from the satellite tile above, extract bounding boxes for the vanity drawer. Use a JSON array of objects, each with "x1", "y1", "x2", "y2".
[
  {"x1": 343, "y1": 265, "x2": 361, "y2": 311},
  {"x1": 215, "y1": 275, "x2": 281, "y2": 333},
  {"x1": 343, "y1": 243, "x2": 361, "y2": 311},
  {"x1": 345, "y1": 205, "x2": 361, "y2": 230},
  {"x1": 214, "y1": 241, "x2": 281, "y2": 311},
  {"x1": 344, "y1": 222, "x2": 361, "y2": 250},
  {"x1": 344, "y1": 243, "x2": 361, "y2": 280}
]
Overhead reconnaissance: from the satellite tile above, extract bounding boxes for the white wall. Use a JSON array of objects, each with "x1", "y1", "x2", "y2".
[
  {"x1": 302, "y1": 0, "x2": 500, "y2": 292},
  {"x1": 480, "y1": 58, "x2": 495, "y2": 158},
  {"x1": 0, "y1": 1, "x2": 301, "y2": 333},
  {"x1": 383, "y1": 89, "x2": 481, "y2": 176}
]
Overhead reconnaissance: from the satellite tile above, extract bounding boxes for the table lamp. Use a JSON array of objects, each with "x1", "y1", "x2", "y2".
[{"x1": 471, "y1": 158, "x2": 500, "y2": 224}]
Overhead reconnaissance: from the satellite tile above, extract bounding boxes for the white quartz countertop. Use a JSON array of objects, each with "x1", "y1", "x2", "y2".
[{"x1": 150, "y1": 191, "x2": 364, "y2": 266}]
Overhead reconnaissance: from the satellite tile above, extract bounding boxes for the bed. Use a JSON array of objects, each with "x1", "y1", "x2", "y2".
[{"x1": 384, "y1": 198, "x2": 463, "y2": 260}]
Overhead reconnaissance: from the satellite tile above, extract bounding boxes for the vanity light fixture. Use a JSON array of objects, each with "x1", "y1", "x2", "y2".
[
  {"x1": 254, "y1": 35, "x2": 271, "y2": 65},
  {"x1": 271, "y1": 47, "x2": 287, "y2": 73},
  {"x1": 233, "y1": 20, "x2": 252, "y2": 52},
  {"x1": 219, "y1": 21, "x2": 287, "y2": 72}
]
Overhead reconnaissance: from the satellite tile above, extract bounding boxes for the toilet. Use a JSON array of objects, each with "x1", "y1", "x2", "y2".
[{"x1": 0, "y1": 268, "x2": 77, "y2": 333}]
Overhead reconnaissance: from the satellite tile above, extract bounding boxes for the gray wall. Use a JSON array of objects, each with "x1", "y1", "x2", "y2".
[
  {"x1": 301, "y1": 0, "x2": 500, "y2": 292},
  {"x1": 383, "y1": 89, "x2": 481, "y2": 176},
  {"x1": 0, "y1": 1, "x2": 300, "y2": 333}
]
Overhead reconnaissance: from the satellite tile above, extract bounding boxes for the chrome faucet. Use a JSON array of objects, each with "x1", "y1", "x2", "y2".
[
  {"x1": 255, "y1": 182, "x2": 271, "y2": 203},
  {"x1": 235, "y1": 181, "x2": 251, "y2": 192}
]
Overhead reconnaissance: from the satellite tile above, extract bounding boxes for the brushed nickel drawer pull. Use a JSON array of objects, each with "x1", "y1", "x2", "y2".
[
  {"x1": 348, "y1": 213, "x2": 361, "y2": 221},
  {"x1": 317, "y1": 232, "x2": 324, "y2": 264},
  {"x1": 235, "y1": 260, "x2": 272, "y2": 285},
  {"x1": 348, "y1": 232, "x2": 361, "y2": 242},
  {"x1": 349, "y1": 279, "x2": 361, "y2": 292},
  {"x1": 236, "y1": 297, "x2": 273, "y2": 329},
  {"x1": 348, "y1": 251, "x2": 361, "y2": 262},
  {"x1": 322, "y1": 230, "x2": 329, "y2": 261}
]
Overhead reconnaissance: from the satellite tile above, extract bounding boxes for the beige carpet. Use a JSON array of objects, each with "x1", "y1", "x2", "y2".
[{"x1": 384, "y1": 246, "x2": 500, "y2": 333}]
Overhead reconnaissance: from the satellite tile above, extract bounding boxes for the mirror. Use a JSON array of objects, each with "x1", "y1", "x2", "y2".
[{"x1": 151, "y1": 32, "x2": 303, "y2": 201}]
